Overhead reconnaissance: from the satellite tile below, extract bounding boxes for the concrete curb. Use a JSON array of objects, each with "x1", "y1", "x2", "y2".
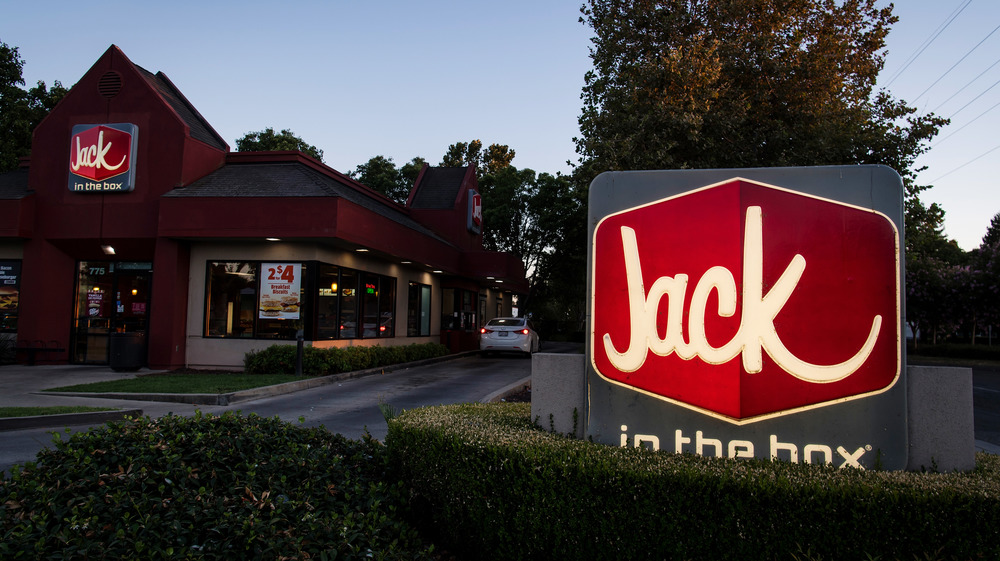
[
  {"x1": 481, "y1": 376, "x2": 532, "y2": 403},
  {"x1": 39, "y1": 351, "x2": 481, "y2": 406},
  {"x1": 0, "y1": 409, "x2": 144, "y2": 432}
]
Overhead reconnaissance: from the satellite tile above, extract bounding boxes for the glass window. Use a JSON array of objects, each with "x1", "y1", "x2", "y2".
[
  {"x1": 408, "y1": 282, "x2": 431, "y2": 336},
  {"x1": 378, "y1": 277, "x2": 396, "y2": 338},
  {"x1": 204, "y1": 260, "x2": 393, "y2": 341},
  {"x1": 0, "y1": 260, "x2": 21, "y2": 333},
  {"x1": 205, "y1": 262, "x2": 257, "y2": 338},
  {"x1": 339, "y1": 269, "x2": 359, "y2": 339},
  {"x1": 441, "y1": 288, "x2": 477, "y2": 332},
  {"x1": 257, "y1": 263, "x2": 306, "y2": 340},
  {"x1": 362, "y1": 273, "x2": 380, "y2": 338},
  {"x1": 317, "y1": 264, "x2": 340, "y2": 340}
]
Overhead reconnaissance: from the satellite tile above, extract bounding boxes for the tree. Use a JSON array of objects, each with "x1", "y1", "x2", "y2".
[
  {"x1": 0, "y1": 40, "x2": 67, "y2": 172},
  {"x1": 399, "y1": 156, "x2": 426, "y2": 193},
  {"x1": 235, "y1": 127, "x2": 324, "y2": 162},
  {"x1": 573, "y1": 0, "x2": 953, "y2": 341},
  {"x1": 348, "y1": 156, "x2": 425, "y2": 204},
  {"x1": 523, "y1": 173, "x2": 589, "y2": 336},
  {"x1": 350, "y1": 155, "x2": 406, "y2": 203},
  {"x1": 983, "y1": 211, "x2": 1000, "y2": 249},
  {"x1": 971, "y1": 211, "x2": 1000, "y2": 343},
  {"x1": 440, "y1": 140, "x2": 515, "y2": 178},
  {"x1": 576, "y1": 0, "x2": 943, "y2": 181}
]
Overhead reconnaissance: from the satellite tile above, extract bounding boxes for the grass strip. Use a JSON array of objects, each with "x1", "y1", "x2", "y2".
[
  {"x1": 43, "y1": 374, "x2": 306, "y2": 394},
  {"x1": 0, "y1": 406, "x2": 118, "y2": 418}
]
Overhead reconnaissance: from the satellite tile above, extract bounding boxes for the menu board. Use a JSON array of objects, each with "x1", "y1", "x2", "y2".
[{"x1": 259, "y1": 263, "x2": 301, "y2": 320}]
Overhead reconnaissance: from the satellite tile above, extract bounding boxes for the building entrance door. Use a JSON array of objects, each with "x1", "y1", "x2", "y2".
[{"x1": 71, "y1": 261, "x2": 152, "y2": 364}]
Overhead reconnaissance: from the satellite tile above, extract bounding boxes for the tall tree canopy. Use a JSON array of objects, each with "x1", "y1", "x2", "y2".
[
  {"x1": 235, "y1": 127, "x2": 324, "y2": 162},
  {"x1": 0, "y1": 40, "x2": 67, "y2": 172},
  {"x1": 570, "y1": 0, "x2": 952, "y2": 336},
  {"x1": 575, "y1": 0, "x2": 945, "y2": 189}
]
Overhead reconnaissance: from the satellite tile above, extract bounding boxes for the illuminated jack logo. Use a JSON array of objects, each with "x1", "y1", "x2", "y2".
[
  {"x1": 69, "y1": 125, "x2": 133, "y2": 181},
  {"x1": 591, "y1": 178, "x2": 900, "y2": 423}
]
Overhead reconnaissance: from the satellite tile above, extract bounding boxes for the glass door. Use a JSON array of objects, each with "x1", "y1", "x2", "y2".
[{"x1": 72, "y1": 261, "x2": 152, "y2": 364}]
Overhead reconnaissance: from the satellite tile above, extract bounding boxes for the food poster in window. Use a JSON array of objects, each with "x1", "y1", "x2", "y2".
[
  {"x1": 259, "y1": 263, "x2": 301, "y2": 320},
  {"x1": 0, "y1": 261, "x2": 20, "y2": 331}
]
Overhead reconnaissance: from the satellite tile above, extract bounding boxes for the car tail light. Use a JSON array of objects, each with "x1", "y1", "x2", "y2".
[
  {"x1": 521, "y1": 329, "x2": 529, "y2": 335},
  {"x1": 481, "y1": 327, "x2": 492, "y2": 334}
]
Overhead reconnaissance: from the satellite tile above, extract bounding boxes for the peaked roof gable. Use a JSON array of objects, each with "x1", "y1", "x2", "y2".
[
  {"x1": 409, "y1": 166, "x2": 475, "y2": 209},
  {"x1": 134, "y1": 64, "x2": 228, "y2": 151}
]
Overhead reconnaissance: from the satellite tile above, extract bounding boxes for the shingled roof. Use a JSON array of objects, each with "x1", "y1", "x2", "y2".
[
  {"x1": 165, "y1": 159, "x2": 448, "y2": 242},
  {"x1": 0, "y1": 167, "x2": 30, "y2": 200},
  {"x1": 409, "y1": 167, "x2": 469, "y2": 209},
  {"x1": 136, "y1": 65, "x2": 228, "y2": 151}
]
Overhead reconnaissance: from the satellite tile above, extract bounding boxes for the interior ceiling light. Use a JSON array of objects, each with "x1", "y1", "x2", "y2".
[
  {"x1": 356, "y1": 248, "x2": 369, "y2": 252},
  {"x1": 266, "y1": 237, "x2": 280, "y2": 242},
  {"x1": 432, "y1": 270, "x2": 443, "y2": 274},
  {"x1": 101, "y1": 245, "x2": 115, "y2": 255}
]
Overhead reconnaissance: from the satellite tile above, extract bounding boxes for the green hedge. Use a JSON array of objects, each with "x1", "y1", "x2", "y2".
[
  {"x1": 0, "y1": 412, "x2": 435, "y2": 560},
  {"x1": 909, "y1": 342, "x2": 1000, "y2": 362},
  {"x1": 386, "y1": 403, "x2": 1000, "y2": 561},
  {"x1": 243, "y1": 342, "x2": 449, "y2": 376}
]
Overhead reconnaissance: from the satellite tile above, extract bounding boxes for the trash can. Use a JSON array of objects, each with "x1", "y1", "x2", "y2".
[{"x1": 110, "y1": 332, "x2": 146, "y2": 372}]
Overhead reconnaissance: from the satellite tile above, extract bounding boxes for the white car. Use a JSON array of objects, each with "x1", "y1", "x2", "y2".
[{"x1": 480, "y1": 317, "x2": 540, "y2": 356}]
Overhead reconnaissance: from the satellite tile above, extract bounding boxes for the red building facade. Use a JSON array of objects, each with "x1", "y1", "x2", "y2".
[{"x1": 0, "y1": 46, "x2": 527, "y2": 369}]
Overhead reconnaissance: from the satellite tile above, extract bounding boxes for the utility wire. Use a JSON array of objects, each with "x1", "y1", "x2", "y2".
[
  {"x1": 914, "y1": 22, "x2": 1000, "y2": 104},
  {"x1": 885, "y1": 0, "x2": 973, "y2": 87},
  {"x1": 933, "y1": 56, "x2": 1000, "y2": 112},
  {"x1": 931, "y1": 142, "x2": 1000, "y2": 182},
  {"x1": 947, "y1": 75, "x2": 1000, "y2": 119},
  {"x1": 933, "y1": 99, "x2": 1000, "y2": 147}
]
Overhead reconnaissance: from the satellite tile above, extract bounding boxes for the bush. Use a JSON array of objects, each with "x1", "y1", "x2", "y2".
[
  {"x1": 386, "y1": 403, "x2": 1000, "y2": 561},
  {"x1": 909, "y1": 342, "x2": 1000, "y2": 362},
  {"x1": 0, "y1": 412, "x2": 435, "y2": 560},
  {"x1": 244, "y1": 342, "x2": 449, "y2": 376}
]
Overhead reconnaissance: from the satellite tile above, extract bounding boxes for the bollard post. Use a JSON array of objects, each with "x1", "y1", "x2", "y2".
[{"x1": 295, "y1": 330, "x2": 304, "y2": 377}]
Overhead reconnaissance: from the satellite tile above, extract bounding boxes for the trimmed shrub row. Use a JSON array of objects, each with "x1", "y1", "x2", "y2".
[
  {"x1": 243, "y1": 342, "x2": 449, "y2": 376},
  {"x1": 0, "y1": 412, "x2": 436, "y2": 560},
  {"x1": 909, "y1": 342, "x2": 1000, "y2": 362},
  {"x1": 386, "y1": 402, "x2": 1000, "y2": 561}
]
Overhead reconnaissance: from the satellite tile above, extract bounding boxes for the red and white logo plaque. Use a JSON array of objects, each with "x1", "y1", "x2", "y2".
[{"x1": 591, "y1": 178, "x2": 900, "y2": 423}]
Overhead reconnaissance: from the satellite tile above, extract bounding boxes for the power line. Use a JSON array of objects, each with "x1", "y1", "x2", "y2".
[
  {"x1": 930, "y1": 142, "x2": 1000, "y2": 182},
  {"x1": 914, "y1": 22, "x2": 1000, "y2": 104},
  {"x1": 885, "y1": 0, "x2": 973, "y2": 87},
  {"x1": 932, "y1": 55, "x2": 1000, "y2": 112},
  {"x1": 947, "y1": 75, "x2": 1000, "y2": 119},
  {"x1": 933, "y1": 99, "x2": 1000, "y2": 147}
]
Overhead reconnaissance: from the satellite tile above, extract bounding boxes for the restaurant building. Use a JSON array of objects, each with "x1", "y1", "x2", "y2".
[{"x1": 0, "y1": 45, "x2": 527, "y2": 369}]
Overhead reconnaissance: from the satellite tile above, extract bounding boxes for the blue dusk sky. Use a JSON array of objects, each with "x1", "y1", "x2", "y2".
[{"x1": 4, "y1": 1, "x2": 998, "y2": 250}]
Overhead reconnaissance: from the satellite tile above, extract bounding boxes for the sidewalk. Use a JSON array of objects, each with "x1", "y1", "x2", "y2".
[{"x1": 0, "y1": 364, "x2": 212, "y2": 430}]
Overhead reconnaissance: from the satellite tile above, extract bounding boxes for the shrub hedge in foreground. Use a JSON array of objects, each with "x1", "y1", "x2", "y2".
[
  {"x1": 386, "y1": 402, "x2": 1000, "y2": 561},
  {"x1": 908, "y1": 342, "x2": 1000, "y2": 362},
  {"x1": 243, "y1": 342, "x2": 449, "y2": 376},
  {"x1": 0, "y1": 412, "x2": 435, "y2": 560}
]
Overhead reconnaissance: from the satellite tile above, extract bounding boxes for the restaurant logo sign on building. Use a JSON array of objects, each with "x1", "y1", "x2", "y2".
[
  {"x1": 586, "y1": 167, "x2": 907, "y2": 470},
  {"x1": 68, "y1": 123, "x2": 138, "y2": 192}
]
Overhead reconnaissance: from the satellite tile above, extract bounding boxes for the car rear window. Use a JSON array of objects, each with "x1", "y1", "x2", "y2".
[{"x1": 487, "y1": 318, "x2": 524, "y2": 327}]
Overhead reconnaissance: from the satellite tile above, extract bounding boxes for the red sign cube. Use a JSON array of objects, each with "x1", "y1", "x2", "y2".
[
  {"x1": 591, "y1": 178, "x2": 900, "y2": 423},
  {"x1": 69, "y1": 125, "x2": 133, "y2": 182}
]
